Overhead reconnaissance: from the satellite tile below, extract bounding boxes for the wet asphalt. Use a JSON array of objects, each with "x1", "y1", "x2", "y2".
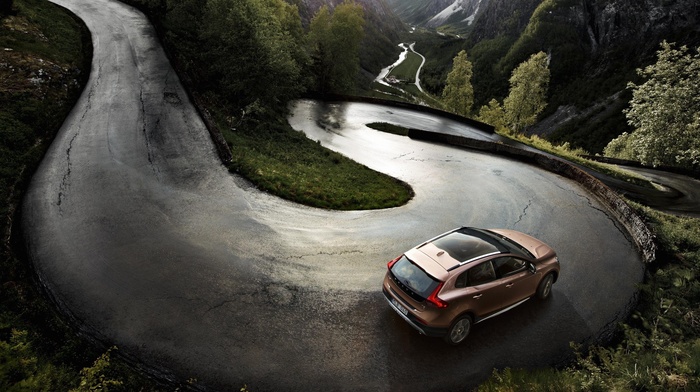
[{"x1": 21, "y1": 0, "x2": 651, "y2": 390}]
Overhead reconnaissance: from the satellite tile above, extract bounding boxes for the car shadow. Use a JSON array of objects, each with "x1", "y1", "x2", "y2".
[{"x1": 378, "y1": 289, "x2": 591, "y2": 391}]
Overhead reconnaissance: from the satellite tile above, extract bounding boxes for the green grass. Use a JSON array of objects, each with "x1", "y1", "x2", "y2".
[
  {"x1": 502, "y1": 133, "x2": 655, "y2": 189},
  {"x1": 366, "y1": 122, "x2": 409, "y2": 136},
  {"x1": 223, "y1": 118, "x2": 413, "y2": 210},
  {"x1": 388, "y1": 51, "x2": 423, "y2": 83}
]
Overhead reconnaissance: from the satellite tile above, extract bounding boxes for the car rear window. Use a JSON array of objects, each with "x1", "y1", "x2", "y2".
[{"x1": 390, "y1": 255, "x2": 440, "y2": 300}]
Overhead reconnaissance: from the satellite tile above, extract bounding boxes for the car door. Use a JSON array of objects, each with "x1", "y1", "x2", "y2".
[
  {"x1": 489, "y1": 256, "x2": 538, "y2": 306},
  {"x1": 457, "y1": 260, "x2": 503, "y2": 317}
]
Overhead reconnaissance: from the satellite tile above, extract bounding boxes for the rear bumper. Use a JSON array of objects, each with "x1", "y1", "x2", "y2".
[{"x1": 383, "y1": 288, "x2": 447, "y2": 338}]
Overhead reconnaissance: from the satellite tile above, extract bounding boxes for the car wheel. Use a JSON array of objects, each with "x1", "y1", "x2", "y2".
[
  {"x1": 444, "y1": 315, "x2": 473, "y2": 345},
  {"x1": 536, "y1": 273, "x2": 554, "y2": 300}
]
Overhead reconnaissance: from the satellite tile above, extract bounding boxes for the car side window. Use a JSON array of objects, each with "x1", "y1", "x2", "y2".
[
  {"x1": 467, "y1": 261, "x2": 496, "y2": 286},
  {"x1": 493, "y1": 256, "x2": 526, "y2": 278},
  {"x1": 455, "y1": 271, "x2": 468, "y2": 288}
]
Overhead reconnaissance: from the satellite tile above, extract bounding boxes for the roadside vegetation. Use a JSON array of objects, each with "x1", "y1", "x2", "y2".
[
  {"x1": 224, "y1": 117, "x2": 412, "y2": 210},
  {"x1": 604, "y1": 42, "x2": 700, "y2": 171},
  {"x1": 366, "y1": 122, "x2": 409, "y2": 137}
]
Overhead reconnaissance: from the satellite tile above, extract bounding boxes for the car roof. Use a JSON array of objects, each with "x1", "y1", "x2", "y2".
[{"x1": 409, "y1": 227, "x2": 504, "y2": 274}]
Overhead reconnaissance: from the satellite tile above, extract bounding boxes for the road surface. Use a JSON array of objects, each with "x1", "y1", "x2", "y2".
[{"x1": 23, "y1": 0, "x2": 644, "y2": 390}]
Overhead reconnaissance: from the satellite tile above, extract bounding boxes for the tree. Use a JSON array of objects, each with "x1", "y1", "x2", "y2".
[
  {"x1": 503, "y1": 51, "x2": 550, "y2": 133},
  {"x1": 70, "y1": 347, "x2": 122, "y2": 392},
  {"x1": 199, "y1": 0, "x2": 304, "y2": 115},
  {"x1": 605, "y1": 42, "x2": 700, "y2": 168},
  {"x1": 308, "y1": 5, "x2": 332, "y2": 93},
  {"x1": 442, "y1": 50, "x2": 474, "y2": 117},
  {"x1": 308, "y1": 1, "x2": 365, "y2": 94},
  {"x1": 477, "y1": 99, "x2": 507, "y2": 133}
]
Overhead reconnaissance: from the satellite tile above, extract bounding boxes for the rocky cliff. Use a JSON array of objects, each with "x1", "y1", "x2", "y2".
[
  {"x1": 582, "y1": 0, "x2": 699, "y2": 54},
  {"x1": 526, "y1": 0, "x2": 700, "y2": 152}
]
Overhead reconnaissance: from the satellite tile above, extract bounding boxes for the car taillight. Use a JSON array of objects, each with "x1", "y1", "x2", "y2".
[
  {"x1": 426, "y1": 282, "x2": 448, "y2": 308},
  {"x1": 387, "y1": 255, "x2": 401, "y2": 269}
]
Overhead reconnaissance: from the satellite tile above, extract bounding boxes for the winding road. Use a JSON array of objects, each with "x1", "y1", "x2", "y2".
[{"x1": 23, "y1": 0, "x2": 646, "y2": 390}]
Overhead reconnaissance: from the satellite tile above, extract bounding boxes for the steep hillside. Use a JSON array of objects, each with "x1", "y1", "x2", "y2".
[
  {"x1": 398, "y1": 0, "x2": 700, "y2": 154},
  {"x1": 521, "y1": 0, "x2": 700, "y2": 153},
  {"x1": 293, "y1": 0, "x2": 406, "y2": 84}
]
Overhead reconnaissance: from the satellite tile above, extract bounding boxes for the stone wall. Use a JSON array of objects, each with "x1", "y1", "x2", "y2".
[{"x1": 409, "y1": 128, "x2": 657, "y2": 264}]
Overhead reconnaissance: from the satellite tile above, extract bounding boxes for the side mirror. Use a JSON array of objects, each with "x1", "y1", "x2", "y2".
[{"x1": 528, "y1": 263, "x2": 536, "y2": 274}]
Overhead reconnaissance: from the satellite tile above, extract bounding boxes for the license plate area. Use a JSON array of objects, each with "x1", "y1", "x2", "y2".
[{"x1": 391, "y1": 297, "x2": 409, "y2": 316}]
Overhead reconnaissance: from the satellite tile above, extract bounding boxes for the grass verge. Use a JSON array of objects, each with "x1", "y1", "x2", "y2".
[
  {"x1": 220, "y1": 116, "x2": 413, "y2": 210},
  {"x1": 366, "y1": 122, "x2": 409, "y2": 136},
  {"x1": 503, "y1": 132, "x2": 655, "y2": 189}
]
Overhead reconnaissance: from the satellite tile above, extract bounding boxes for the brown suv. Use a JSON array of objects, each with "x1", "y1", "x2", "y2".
[{"x1": 382, "y1": 227, "x2": 560, "y2": 345}]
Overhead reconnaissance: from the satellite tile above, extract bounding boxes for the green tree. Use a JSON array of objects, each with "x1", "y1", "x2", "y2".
[
  {"x1": 308, "y1": 1, "x2": 365, "y2": 94},
  {"x1": 605, "y1": 42, "x2": 700, "y2": 168},
  {"x1": 477, "y1": 99, "x2": 507, "y2": 133},
  {"x1": 308, "y1": 5, "x2": 332, "y2": 93},
  {"x1": 199, "y1": 0, "x2": 304, "y2": 115},
  {"x1": 442, "y1": 50, "x2": 474, "y2": 117},
  {"x1": 0, "y1": 328, "x2": 72, "y2": 391},
  {"x1": 69, "y1": 347, "x2": 122, "y2": 392},
  {"x1": 503, "y1": 51, "x2": 550, "y2": 133}
]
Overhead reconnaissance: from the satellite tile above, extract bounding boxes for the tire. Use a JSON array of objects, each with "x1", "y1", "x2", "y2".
[
  {"x1": 536, "y1": 273, "x2": 554, "y2": 300},
  {"x1": 443, "y1": 315, "x2": 473, "y2": 345}
]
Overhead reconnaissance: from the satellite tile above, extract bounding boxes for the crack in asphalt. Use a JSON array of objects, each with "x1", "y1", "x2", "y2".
[
  {"x1": 513, "y1": 199, "x2": 532, "y2": 226},
  {"x1": 288, "y1": 249, "x2": 363, "y2": 259},
  {"x1": 57, "y1": 59, "x2": 102, "y2": 213},
  {"x1": 57, "y1": 131, "x2": 78, "y2": 213},
  {"x1": 547, "y1": 177, "x2": 630, "y2": 239},
  {"x1": 393, "y1": 151, "x2": 413, "y2": 160},
  {"x1": 139, "y1": 88, "x2": 161, "y2": 180}
]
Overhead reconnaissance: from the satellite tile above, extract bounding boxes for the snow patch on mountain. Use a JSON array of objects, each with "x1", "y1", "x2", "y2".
[
  {"x1": 464, "y1": 0, "x2": 481, "y2": 25},
  {"x1": 427, "y1": 0, "x2": 482, "y2": 28}
]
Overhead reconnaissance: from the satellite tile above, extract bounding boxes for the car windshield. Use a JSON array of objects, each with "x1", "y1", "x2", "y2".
[{"x1": 391, "y1": 255, "x2": 440, "y2": 299}]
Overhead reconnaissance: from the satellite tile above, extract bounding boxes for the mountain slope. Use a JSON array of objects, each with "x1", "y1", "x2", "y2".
[
  {"x1": 393, "y1": 0, "x2": 700, "y2": 153},
  {"x1": 385, "y1": 0, "x2": 485, "y2": 33},
  {"x1": 294, "y1": 0, "x2": 406, "y2": 83},
  {"x1": 519, "y1": 0, "x2": 700, "y2": 152}
]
